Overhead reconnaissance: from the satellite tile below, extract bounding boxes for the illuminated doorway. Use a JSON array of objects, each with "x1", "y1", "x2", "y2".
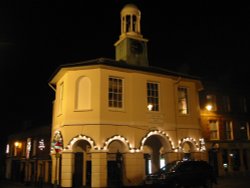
[{"x1": 143, "y1": 135, "x2": 170, "y2": 174}]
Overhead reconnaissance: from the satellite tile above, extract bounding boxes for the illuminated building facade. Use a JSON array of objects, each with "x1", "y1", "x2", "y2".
[
  {"x1": 200, "y1": 81, "x2": 250, "y2": 176},
  {"x1": 5, "y1": 125, "x2": 51, "y2": 185},
  {"x1": 49, "y1": 4, "x2": 205, "y2": 187}
]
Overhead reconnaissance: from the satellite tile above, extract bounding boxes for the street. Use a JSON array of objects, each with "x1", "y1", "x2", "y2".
[
  {"x1": 1, "y1": 175, "x2": 250, "y2": 188},
  {"x1": 213, "y1": 175, "x2": 250, "y2": 188}
]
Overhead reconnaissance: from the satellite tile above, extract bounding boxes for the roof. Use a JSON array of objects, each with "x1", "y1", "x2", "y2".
[{"x1": 49, "y1": 58, "x2": 201, "y2": 84}]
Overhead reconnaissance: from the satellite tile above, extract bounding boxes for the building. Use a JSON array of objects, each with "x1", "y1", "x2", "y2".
[
  {"x1": 49, "y1": 4, "x2": 205, "y2": 187},
  {"x1": 5, "y1": 124, "x2": 51, "y2": 186},
  {"x1": 199, "y1": 80, "x2": 250, "y2": 176}
]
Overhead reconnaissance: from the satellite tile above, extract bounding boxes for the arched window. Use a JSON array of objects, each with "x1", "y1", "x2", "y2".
[{"x1": 75, "y1": 77, "x2": 91, "y2": 110}]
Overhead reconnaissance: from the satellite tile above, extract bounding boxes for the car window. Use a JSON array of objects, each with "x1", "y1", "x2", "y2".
[{"x1": 160, "y1": 160, "x2": 180, "y2": 173}]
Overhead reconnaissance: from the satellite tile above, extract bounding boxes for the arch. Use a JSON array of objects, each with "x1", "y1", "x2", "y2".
[
  {"x1": 103, "y1": 135, "x2": 131, "y2": 152},
  {"x1": 70, "y1": 136, "x2": 93, "y2": 187},
  {"x1": 75, "y1": 76, "x2": 91, "y2": 111},
  {"x1": 107, "y1": 140, "x2": 127, "y2": 153},
  {"x1": 65, "y1": 134, "x2": 97, "y2": 151},
  {"x1": 140, "y1": 130, "x2": 175, "y2": 174},
  {"x1": 179, "y1": 137, "x2": 199, "y2": 152},
  {"x1": 140, "y1": 130, "x2": 175, "y2": 152}
]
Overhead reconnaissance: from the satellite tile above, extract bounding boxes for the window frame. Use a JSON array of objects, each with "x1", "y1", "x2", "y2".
[
  {"x1": 209, "y1": 120, "x2": 220, "y2": 140},
  {"x1": 177, "y1": 86, "x2": 189, "y2": 115},
  {"x1": 108, "y1": 76, "x2": 124, "y2": 110},
  {"x1": 224, "y1": 120, "x2": 234, "y2": 140},
  {"x1": 147, "y1": 81, "x2": 160, "y2": 112}
]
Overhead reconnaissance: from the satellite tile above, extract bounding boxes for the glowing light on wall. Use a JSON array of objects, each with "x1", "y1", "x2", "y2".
[
  {"x1": 205, "y1": 104, "x2": 213, "y2": 111},
  {"x1": 178, "y1": 137, "x2": 206, "y2": 152},
  {"x1": 62, "y1": 131, "x2": 205, "y2": 154},
  {"x1": 38, "y1": 139, "x2": 45, "y2": 151},
  {"x1": 6, "y1": 144, "x2": 9, "y2": 154},
  {"x1": 14, "y1": 141, "x2": 21, "y2": 156},
  {"x1": 26, "y1": 138, "x2": 31, "y2": 158},
  {"x1": 199, "y1": 138, "x2": 206, "y2": 151},
  {"x1": 147, "y1": 104, "x2": 153, "y2": 111}
]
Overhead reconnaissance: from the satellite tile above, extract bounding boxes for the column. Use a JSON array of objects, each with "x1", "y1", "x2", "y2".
[
  {"x1": 123, "y1": 152, "x2": 144, "y2": 186},
  {"x1": 60, "y1": 152, "x2": 74, "y2": 187},
  {"x1": 91, "y1": 152, "x2": 107, "y2": 188}
]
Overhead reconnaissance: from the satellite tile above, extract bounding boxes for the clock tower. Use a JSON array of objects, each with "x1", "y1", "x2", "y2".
[{"x1": 114, "y1": 4, "x2": 149, "y2": 66}]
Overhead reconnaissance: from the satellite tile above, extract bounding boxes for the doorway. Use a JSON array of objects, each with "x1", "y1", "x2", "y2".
[
  {"x1": 73, "y1": 152, "x2": 83, "y2": 187},
  {"x1": 72, "y1": 140, "x2": 92, "y2": 187}
]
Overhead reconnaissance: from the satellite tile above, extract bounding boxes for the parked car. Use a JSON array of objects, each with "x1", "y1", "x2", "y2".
[{"x1": 144, "y1": 160, "x2": 217, "y2": 188}]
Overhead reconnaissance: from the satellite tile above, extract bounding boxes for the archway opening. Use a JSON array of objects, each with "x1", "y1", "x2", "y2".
[
  {"x1": 72, "y1": 140, "x2": 91, "y2": 187},
  {"x1": 182, "y1": 142, "x2": 192, "y2": 161},
  {"x1": 107, "y1": 140, "x2": 127, "y2": 187},
  {"x1": 143, "y1": 135, "x2": 170, "y2": 174}
]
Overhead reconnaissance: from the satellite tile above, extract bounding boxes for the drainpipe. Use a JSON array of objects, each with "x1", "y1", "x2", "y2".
[{"x1": 48, "y1": 83, "x2": 56, "y2": 92}]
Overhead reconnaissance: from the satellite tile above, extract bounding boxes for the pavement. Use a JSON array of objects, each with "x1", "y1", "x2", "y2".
[
  {"x1": 1, "y1": 175, "x2": 250, "y2": 188},
  {"x1": 0, "y1": 180, "x2": 52, "y2": 188},
  {"x1": 213, "y1": 175, "x2": 250, "y2": 188}
]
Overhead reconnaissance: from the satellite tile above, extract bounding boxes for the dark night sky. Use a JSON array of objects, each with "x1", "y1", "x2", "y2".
[{"x1": 0, "y1": 0, "x2": 250, "y2": 136}]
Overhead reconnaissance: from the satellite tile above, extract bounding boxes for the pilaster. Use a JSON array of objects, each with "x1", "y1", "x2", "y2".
[
  {"x1": 91, "y1": 152, "x2": 107, "y2": 188},
  {"x1": 60, "y1": 152, "x2": 74, "y2": 187}
]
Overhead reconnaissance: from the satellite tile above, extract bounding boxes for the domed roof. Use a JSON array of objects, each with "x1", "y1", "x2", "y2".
[{"x1": 121, "y1": 4, "x2": 140, "y2": 15}]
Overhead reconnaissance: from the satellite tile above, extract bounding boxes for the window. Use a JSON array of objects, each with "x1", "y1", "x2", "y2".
[
  {"x1": 178, "y1": 87, "x2": 189, "y2": 114},
  {"x1": 147, "y1": 82, "x2": 159, "y2": 111},
  {"x1": 240, "y1": 122, "x2": 250, "y2": 140},
  {"x1": 58, "y1": 82, "x2": 64, "y2": 115},
  {"x1": 109, "y1": 77, "x2": 123, "y2": 108},
  {"x1": 224, "y1": 120, "x2": 233, "y2": 140},
  {"x1": 75, "y1": 77, "x2": 91, "y2": 110},
  {"x1": 206, "y1": 94, "x2": 217, "y2": 111},
  {"x1": 209, "y1": 120, "x2": 219, "y2": 140},
  {"x1": 222, "y1": 96, "x2": 231, "y2": 112},
  {"x1": 239, "y1": 96, "x2": 248, "y2": 113}
]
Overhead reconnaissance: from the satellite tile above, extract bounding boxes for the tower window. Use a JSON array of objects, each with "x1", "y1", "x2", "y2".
[
  {"x1": 132, "y1": 15, "x2": 137, "y2": 32},
  {"x1": 125, "y1": 15, "x2": 131, "y2": 32},
  {"x1": 108, "y1": 77, "x2": 123, "y2": 108}
]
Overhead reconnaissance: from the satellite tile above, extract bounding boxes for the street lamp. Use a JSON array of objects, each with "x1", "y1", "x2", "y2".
[{"x1": 205, "y1": 104, "x2": 213, "y2": 111}]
